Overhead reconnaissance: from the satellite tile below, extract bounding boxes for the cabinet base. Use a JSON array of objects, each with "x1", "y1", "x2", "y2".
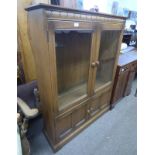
[{"x1": 44, "y1": 105, "x2": 110, "y2": 152}]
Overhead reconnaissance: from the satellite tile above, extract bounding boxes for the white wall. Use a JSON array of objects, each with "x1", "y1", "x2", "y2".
[{"x1": 83, "y1": 0, "x2": 137, "y2": 14}]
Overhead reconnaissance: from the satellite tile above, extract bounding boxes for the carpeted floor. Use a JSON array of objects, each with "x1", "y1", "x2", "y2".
[{"x1": 29, "y1": 80, "x2": 137, "y2": 155}]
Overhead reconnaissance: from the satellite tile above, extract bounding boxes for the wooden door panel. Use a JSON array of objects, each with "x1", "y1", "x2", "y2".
[
  {"x1": 124, "y1": 70, "x2": 136, "y2": 96},
  {"x1": 72, "y1": 104, "x2": 88, "y2": 128},
  {"x1": 89, "y1": 97, "x2": 100, "y2": 117},
  {"x1": 99, "y1": 90, "x2": 111, "y2": 109},
  {"x1": 56, "y1": 114, "x2": 72, "y2": 141},
  {"x1": 123, "y1": 62, "x2": 137, "y2": 96},
  {"x1": 55, "y1": 101, "x2": 88, "y2": 141},
  {"x1": 112, "y1": 67, "x2": 129, "y2": 103}
]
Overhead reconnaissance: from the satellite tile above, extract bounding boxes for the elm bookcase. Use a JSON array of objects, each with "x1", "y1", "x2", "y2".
[{"x1": 26, "y1": 3, "x2": 126, "y2": 151}]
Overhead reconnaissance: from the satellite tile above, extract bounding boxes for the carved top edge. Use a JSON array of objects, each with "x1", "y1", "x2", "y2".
[
  {"x1": 25, "y1": 3, "x2": 127, "y2": 21},
  {"x1": 45, "y1": 10, "x2": 125, "y2": 23}
]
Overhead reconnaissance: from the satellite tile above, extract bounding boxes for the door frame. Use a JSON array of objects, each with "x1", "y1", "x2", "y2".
[
  {"x1": 90, "y1": 22, "x2": 125, "y2": 95},
  {"x1": 47, "y1": 20, "x2": 99, "y2": 115}
]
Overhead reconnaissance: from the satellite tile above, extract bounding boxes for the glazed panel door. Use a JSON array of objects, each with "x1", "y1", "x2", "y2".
[
  {"x1": 48, "y1": 20, "x2": 97, "y2": 112},
  {"x1": 93, "y1": 23, "x2": 124, "y2": 93}
]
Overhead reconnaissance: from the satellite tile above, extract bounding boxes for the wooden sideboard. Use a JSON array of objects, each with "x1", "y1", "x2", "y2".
[
  {"x1": 26, "y1": 4, "x2": 126, "y2": 151},
  {"x1": 110, "y1": 50, "x2": 137, "y2": 108}
]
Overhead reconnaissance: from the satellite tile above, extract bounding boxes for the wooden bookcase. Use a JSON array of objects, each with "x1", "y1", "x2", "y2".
[{"x1": 26, "y1": 4, "x2": 126, "y2": 151}]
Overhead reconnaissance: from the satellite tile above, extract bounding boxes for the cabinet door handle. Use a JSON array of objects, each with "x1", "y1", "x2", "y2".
[{"x1": 91, "y1": 62, "x2": 96, "y2": 67}]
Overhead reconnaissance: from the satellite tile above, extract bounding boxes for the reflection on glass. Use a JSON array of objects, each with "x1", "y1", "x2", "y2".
[
  {"x1": 55, "y1": 30, "x2": 92, "y2": 110},
  {"x1": 95, "y1": 30, "x2": 121, "y2": 90}
]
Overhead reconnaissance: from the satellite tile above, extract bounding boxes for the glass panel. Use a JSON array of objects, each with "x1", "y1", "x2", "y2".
[
  {"x1": 95, "y1": 30, "x2": 121, "y2": 90},
  {"x1": 55, "y1": 30, "x2": 92, "y2": 110}
]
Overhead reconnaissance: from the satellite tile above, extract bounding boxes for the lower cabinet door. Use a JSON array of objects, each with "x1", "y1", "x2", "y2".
[
  {"x1": 89, "y1": 97, "x2": 100, "y2": 117},
  {"x1": 55, "y1": 90, "x2": 111, "y2": 141},
  {"x1": 55, "y1": 102, "x2": 88, "y2": 141},
  {"x1": 112, "y1": 66, "x2": 129, "y2": 103},
  {"x1": 123, "y1": 62, "x2": 137, "y2": 96},
  {"x1": 72, "y1": 103, "x2": 88, "y2": 128},
  {"x1": 56, "y1": 114, "x2": 72, "y2": 141},
  {"x1": 123, "y1": 70, "x2": 136, "y2": 96},
  {"x1": 99, "y1": 90, "x2": 111, "y2": 109}
]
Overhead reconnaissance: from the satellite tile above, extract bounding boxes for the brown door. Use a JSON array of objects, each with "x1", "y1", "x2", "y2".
[
  {"x1": 48, "y1": 20, "x2": 97, "y2": 113},
  {"x1": 55, "y1": 101, "x2": 89, "y2": 141},
  {"x1": 112, "y1": 66, "x2": 129, "y2": 103},
  {"x1": 123, "y1": 64, "x2": 136, "y2": 96}
]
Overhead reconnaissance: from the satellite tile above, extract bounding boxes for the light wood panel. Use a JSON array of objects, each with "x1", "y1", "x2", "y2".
[
  {"x1": 17, "y1": 0, "x2": 50, "y2": 82},
  {"x1": 17, "y1": 0, "x2": 36, "y2": 81}
]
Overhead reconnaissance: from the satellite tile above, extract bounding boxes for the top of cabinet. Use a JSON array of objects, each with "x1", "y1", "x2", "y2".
[
  {"x1": 118, "y1": 50, "x2": 137, "y2": 67},
  {"x1": 25, "y1": 3, "x2": 127, "y2": 20}
]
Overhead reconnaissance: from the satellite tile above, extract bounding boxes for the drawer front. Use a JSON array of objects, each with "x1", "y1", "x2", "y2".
[{"x1": 55, "y1": 102, "x2": 88, "y2": 141}]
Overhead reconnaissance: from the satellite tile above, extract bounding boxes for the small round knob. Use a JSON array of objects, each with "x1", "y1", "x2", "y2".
[{"x1": 91, "y1": 62, "x2": 96, "y2": 67}]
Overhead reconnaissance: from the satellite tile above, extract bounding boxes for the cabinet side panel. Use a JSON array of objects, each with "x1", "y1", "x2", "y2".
[{"x1": 27, "y1": 9, "x2": 56, "y2": 143}]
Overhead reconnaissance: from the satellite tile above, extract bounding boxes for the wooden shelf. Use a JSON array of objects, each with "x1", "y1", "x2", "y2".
[
  {"x1": 58, "y1": 80, "x2": 111, "y2": 110},
  {"x1": 95, "y1": 79, "x2": 107, "y2": 90},
  {"x1": 58, "y1": 83, "x2": 87, "y2": 111}
]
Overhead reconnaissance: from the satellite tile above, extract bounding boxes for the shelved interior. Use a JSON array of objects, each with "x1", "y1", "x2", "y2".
[
  {"x1": 55, "y1": 30, "x2": 121, "y2": 110},
  {"x1": 55, "y1": 30, "x2": 92, "y2": 110}
]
